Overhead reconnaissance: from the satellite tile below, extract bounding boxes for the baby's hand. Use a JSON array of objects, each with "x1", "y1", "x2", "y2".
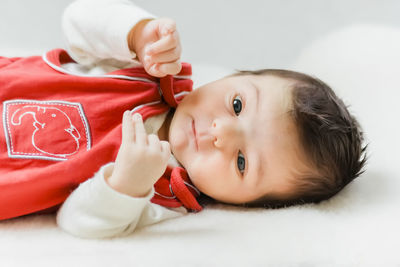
[
  {"x1": 128, "y1": 18, "x2": 182, "y2": 77},
  {"x1": 107, "y1": 111, "x2": 171, "y2": 197}
]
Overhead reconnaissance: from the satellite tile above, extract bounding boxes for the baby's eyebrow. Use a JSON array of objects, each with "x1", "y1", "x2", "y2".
[{"x1": 249, "y1": 80, "x2": 260, "y2": 113}]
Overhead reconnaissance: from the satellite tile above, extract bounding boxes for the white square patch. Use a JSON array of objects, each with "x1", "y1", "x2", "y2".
[{"x1": 3, "y1": 99, "x2": 91, "y2": 161}]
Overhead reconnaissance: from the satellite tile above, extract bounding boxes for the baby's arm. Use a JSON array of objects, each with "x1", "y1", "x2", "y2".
[
  {"x1": 57, "y1": 113, "x2": 185, "y2": 239},
  {"x1": 56, "y1": 163, "x2": 185, "y2": 239},
  {"x1": 63, "y1": 0, "x2": 182, "y2": 77},
  {"x1": 62, "y1": 0, "x2": 152, "y2": 65}
]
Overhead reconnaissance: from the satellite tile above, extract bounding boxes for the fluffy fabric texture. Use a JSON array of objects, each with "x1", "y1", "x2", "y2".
[{"x1": 1, "y1": 24, "x2": 400, "y2": 266}]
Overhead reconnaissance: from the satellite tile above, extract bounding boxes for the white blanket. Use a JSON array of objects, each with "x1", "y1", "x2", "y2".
[{"x1": 1, "y1": 24, "x2": 399, "y2": 267}]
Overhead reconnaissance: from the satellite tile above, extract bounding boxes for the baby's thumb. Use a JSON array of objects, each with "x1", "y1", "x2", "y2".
[{"x1": 158, "y1": 18, "x2": 176, "y2": 37}]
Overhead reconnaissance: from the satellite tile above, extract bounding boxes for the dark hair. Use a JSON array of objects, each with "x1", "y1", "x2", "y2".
[{"x1": 221, "y1": 69, "x2": 368, "y2": 209}]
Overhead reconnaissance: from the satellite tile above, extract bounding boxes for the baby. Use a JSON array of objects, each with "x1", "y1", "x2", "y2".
[{"x1": 0, "y1": 0, "x2": 367, "y2": 238}]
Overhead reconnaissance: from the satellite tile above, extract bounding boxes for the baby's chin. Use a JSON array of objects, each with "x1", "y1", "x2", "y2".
[
  {"x1": 171, "y1": 150, "x2": 185, "y2": 169},
  {"x1": 171, "y1": 153, "x2": 197, "y2": 185},
  {"x1": 170, "y1": 145, "x2": 192, "y2": 177}
]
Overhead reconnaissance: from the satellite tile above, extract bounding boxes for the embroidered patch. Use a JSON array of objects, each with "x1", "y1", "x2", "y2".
[{"x1": 3, "y1": 100, "x2": 91, "y2": 161}]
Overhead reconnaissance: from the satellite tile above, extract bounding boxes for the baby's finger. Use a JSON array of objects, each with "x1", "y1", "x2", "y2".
[
  {"x1": 147, "y1": 63, "x2": 166, "y2": 78},
  {"x1": 146, "y1": 32, "x2": 179, "y2": 55},
  {"x1": 147, "y1": 46, "x2": 181, "y2": 64},
  {"x1": 121, "y1": 111, "x2": 134, "y2": 143},
  {"x1": 160, "y1": 141, "x2": 171, "y2": 159},
  {"x1": 147, "y1": 133, "x2": 162, "y2": 151},
  {"x1": 157, "y1": 18, "x2": 176, "y2": 37},
  {"x1": 132, "y1": 113, "x2": 147, "y2": 144},
  {"x1": 158, "y1": 60, "x2": 182, "y2": 76}
]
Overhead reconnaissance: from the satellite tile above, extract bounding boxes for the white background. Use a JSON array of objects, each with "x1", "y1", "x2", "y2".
[{"x1": 1, "y1": 0, "x2": 399, "y2": 69}]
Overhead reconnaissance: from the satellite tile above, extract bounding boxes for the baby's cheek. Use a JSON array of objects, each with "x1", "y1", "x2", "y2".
[
  {"x1": 186, "y1": 151, "x2": 226, "y2": 196},
  {"x1": 169, "y1": 125, "x2": 190, "y2": 167},
  {"x1": 169, "y1": 126, "x2": 187, "y2": 152},
  {"x1": 186, "y1": 157, "x2": 209, "y2": 188}
]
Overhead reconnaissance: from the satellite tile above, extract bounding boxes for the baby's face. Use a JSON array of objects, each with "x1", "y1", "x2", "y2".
[{"x1": 168, "y1": 74, "x2": 309, "y2": 204}]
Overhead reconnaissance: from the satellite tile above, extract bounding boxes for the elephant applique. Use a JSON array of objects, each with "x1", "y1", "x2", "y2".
[{"x1": 11, "y1": 105, "x2": 81, "y2": 157}]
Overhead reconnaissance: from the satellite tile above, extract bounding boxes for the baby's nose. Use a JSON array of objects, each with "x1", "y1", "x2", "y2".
[{"x1": 211, "y1": 119, "x2": 241, "y2": 148}]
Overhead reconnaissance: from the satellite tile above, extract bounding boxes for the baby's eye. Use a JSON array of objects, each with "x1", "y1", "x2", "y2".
[
  {"x1": 232, "y1": 95, "x2": 242, "y2": 116},
  {"x1": 237, "y1": 151, "x2": 246, "y2": 175}
]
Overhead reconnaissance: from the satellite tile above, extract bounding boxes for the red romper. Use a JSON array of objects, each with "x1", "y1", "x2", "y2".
[{"x1": 0, "y1": 49, "x2": 202, "y2": 220}]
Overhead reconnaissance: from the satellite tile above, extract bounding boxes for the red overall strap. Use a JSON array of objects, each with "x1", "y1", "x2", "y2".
[
  {"x1": 133, "y1": 67, "x2": 193, "y2": 120},
  {"x1": 152, "y1": 166, "x2": 203, "y2": 212},
  {"x1": 45, "y1": 49, "x2": 194, "y2": 122}
]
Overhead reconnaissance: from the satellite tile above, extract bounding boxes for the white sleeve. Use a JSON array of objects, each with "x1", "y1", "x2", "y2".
[
  {"x1": 62, "y1": 0, "x2": 155, "y2": 66},
  {"x1": 56, "y1": 163, "x2": 186, "y2": 239}
]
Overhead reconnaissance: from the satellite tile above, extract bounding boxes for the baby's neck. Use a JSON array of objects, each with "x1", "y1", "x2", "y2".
[{"x1": 157, "y1": 109, "x2": 174, "y2": 141}]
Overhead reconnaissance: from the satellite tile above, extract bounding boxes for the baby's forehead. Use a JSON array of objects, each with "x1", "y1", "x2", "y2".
[
  {"x1": 248, "y1": 73, "x2": 295, "y2": 90},
  {"x1": 245, "y1": 75, "x2": 294, "y2": 114},
  {"x1": 228, "y1": 73, "x2": 294, "y2": 92}
]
